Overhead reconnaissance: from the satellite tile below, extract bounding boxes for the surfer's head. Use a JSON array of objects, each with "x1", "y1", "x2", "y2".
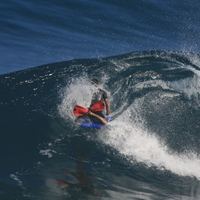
[{"x1": 91, "y1": 78, "x2": 99, "y2": 86}]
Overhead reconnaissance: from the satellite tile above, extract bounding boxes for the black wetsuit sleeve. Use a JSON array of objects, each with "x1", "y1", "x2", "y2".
[{"x1": 102, "y1": 90, "x2": 108, "y2": 100}]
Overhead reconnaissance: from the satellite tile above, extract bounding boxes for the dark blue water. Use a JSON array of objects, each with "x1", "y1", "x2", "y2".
[
  {"x1": 1, "y1": 0, "x2": 200, "y2": 199},
  {"x1": 1, "y1": 0, "x2": 200, "y2": 74}
]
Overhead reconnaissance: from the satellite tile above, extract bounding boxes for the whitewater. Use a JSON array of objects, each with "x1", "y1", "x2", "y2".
[
  {"x1": 1, "y1": 51, "x2": 200, "y2": 199},
  {"x1": 1, "y1": 0, "x2": 200, "y2": 199}
]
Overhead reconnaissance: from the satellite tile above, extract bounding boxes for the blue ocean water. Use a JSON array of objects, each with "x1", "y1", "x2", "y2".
[
  {"x1": 1, "y1": 0, "x2": 200, "y2": 74},
  {"x1": 1, "y1": 0, "x2": 200, "y2": 199}
]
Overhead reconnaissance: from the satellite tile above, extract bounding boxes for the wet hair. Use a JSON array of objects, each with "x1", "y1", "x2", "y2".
[{"x1": 91, "y1": 78, "x2": 99, "y2": 85}]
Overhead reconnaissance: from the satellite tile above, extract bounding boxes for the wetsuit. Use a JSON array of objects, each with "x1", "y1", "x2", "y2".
[{"x1": 90, "y1": 88, "x2": 108, "y2": 119}]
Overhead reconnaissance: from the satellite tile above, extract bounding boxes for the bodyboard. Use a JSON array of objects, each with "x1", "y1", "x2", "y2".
[{"x1": 80, "y1": 116, "x2": 111, "y2": 129}]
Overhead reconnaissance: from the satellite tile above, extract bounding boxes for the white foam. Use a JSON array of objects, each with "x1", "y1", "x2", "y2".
[
  {"x1": 58, "y1": 77, "x2": 110, "y2": 122},
  {"x1": 39, "y1": 149, "x2": 57, "y2": 158},
  {"x1": 58, "y1": 77, "x2": 98, "y2": 120},
  {"x1": 10, "y1": 173, "x2": 23, "y2": 186},
  {"x1": 99, "y1": 104, "x2": 200, "y2": 179},
  {"x1": 57, "y1": 76, "x2": 200, "y2": 179}
]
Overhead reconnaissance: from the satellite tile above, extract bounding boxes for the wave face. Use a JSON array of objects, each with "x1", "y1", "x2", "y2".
[{"x1": 1, "y1": 51, "x2": 200, "y2": 199}]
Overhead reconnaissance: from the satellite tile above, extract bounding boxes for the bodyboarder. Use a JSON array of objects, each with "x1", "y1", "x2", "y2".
[{"x1": 88, "y1": 78, "x2": 110, "y2": 125}]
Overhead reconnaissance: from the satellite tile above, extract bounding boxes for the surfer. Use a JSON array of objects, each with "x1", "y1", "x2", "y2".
[{"x1": 88, "y1": 78, "x2": 110, "y2": 125}]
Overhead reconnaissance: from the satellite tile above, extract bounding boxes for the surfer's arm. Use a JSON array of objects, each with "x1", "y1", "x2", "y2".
[
  {"x1": 105, "y1": 98, "x2": 110, "y2": 116},
  {"x1": 88, "y1": 111, "x2": 107, "y2": 125}
]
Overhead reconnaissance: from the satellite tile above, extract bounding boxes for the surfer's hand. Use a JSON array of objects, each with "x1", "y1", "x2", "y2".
[{"x1": 88, "y1": 111, "x2": 92, "y2": 115}]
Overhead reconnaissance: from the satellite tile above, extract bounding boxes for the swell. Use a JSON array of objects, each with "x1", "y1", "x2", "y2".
[
  {"x1": 56, "y1": 51, "x2": 200, "y2": 179},
  {"x1": 1, "y1": 51, "x2": 200, "y2": 199}
]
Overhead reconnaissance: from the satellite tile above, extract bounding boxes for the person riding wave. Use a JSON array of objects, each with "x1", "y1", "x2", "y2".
[{"x1": 88, "y1": 78, "x2": 110, "y2": 125}]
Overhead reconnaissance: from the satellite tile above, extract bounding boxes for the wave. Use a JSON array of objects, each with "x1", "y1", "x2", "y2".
[
  {"x1": 1, "y1": 50, "x2": 200, "y2": 199},
  {"x1": 57, "y1": 51, "x2": 200, "y2": 179}
]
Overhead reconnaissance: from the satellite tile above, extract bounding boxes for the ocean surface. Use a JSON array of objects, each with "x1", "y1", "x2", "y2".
[{"x1": 1, "y1": 0, "x2": 200, "y2": 199}]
